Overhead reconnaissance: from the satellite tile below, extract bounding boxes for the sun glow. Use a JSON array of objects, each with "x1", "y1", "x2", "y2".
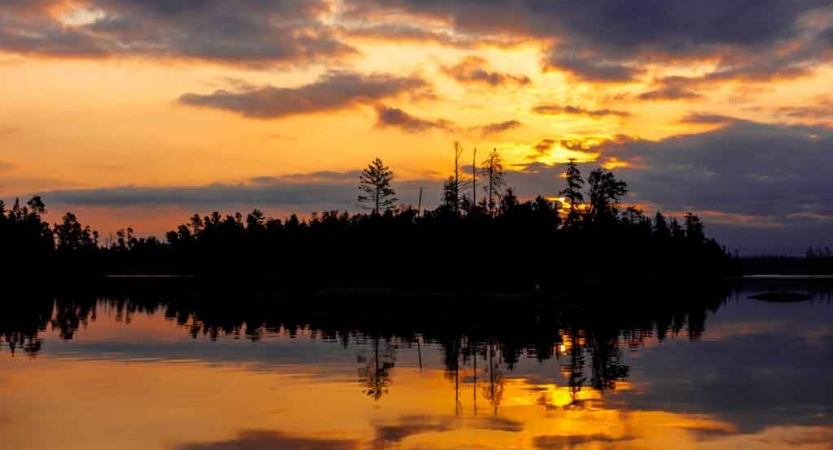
[{"x1": 55, "y1": 5, "x2": 106, "y2": 27}]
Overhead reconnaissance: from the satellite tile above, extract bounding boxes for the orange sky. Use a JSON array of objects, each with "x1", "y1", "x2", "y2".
[{"x1": 0, "y1": 1, "x2": 831, "y2": 251}]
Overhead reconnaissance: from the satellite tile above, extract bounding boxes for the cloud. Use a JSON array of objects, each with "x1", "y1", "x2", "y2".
[
  {"x1": 349, "y1": 0, "x2": 833, "y2": 85},
  {"x1": 0, "y1": 0, "x2": 354, "y2": 66},
  {"x1": 589, "y1": 121, "x2": 833, "y2": 252},
  {"x1": 471, "y1": 120, "x2": 522, "y2": 136},
  {"x1": 532, "y1": 139, "x2": 556, "y2": 156},
  {"x1": 343, "y1": 23, "x2": 524, "y2": 48},
  {"x1": 678, "y1": 113, "x2": 744, "y2": 125},
  {"x1": 775, "y1": 96, "x2": 833, "y2": 122},
  {"x1": 532, "y1": 105, "x2": 631, "y2": 118},
  {"x1": 545, "y1": 53, "x2": 643, "y2": 82},
  {"x1": 179, "y1": 72, "x2": 430, "y2": 119},
  {"x1": 442, "y1": 56, "x2": 531, "y2": 87},
  {"x1": 174, "y1": 430, "x2": 357, "y2": 450},
  {"x1": 35, "y1": 171, "x2": 434, "y2": 216},
  {"x1": 638, "y1": 77, "x2": 705, "y2": 101},
  {"x1": 42, "y1": 177, "x2": 355, "y2": 209},
  {"x1": 593, "y1": 122, "x2": 833, "y2": 216},
  {"x1": 639, "y1": 85, "x2": 704, "y2": 101},
  {"x1": 374, "y1": 105, "x2": 455, "y2": 133}
]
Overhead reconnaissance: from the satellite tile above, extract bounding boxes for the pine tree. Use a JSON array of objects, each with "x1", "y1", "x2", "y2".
[
  {"x1": 586, "y1": 168, "x2": 628, "y2": 224},
  {"x1": 358, "y1": 157, "x2": 397, "y2": 215},
  {"x1": 559, "y1": 159, "x2": 585, "y2": 226}
]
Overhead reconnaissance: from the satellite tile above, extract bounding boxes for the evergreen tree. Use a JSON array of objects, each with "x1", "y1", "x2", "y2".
[
  {"x1": 654, "y1": 212, "x2": 670, "y2": 238},
  {"x1": 559, "y1": 159, "x2": 585, "y2": 226},
  {"x1": 586, "y1": 168, "x2": 628, "y2": 224},
  {"x1": 55, "y1": 212, "x2": 98, "y2": 252},
  {"x1": 684, "y1": 213, "x2": 705, "y2": 243},
  {"x1": 358, "y1": 157, "x2": 397, "y2": 215}
]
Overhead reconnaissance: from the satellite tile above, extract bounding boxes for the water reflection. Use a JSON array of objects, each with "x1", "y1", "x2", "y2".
[{"x1": 1, "y1": 283, "x2": 832, "y2": 449}]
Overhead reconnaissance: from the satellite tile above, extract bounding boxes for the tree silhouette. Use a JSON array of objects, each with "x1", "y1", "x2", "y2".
[
  {"x1": 358, "y1": 158, "x2": 397, "y2": 215},
  {"x1": 586, "y1": 168, "x2": 628, "y2": 224},
  {"x1": 559, "y1": 159, "x2": 585, "y2": 226},
  {"x1": 684, "y1": 212, "x2": 705, "y2": 242},
  {"x1": 55, "y1": 212, "x2": 98, "y2": 252},
  {"x1": 358, "y1": 337, "x2": 396, "y2": 401},
  {"x1": 654, "y1": 212, "x2": 670, "y2": 238},
  {"x1": 444, "y1": 141, "x2": 465, "y2": 213},
  {"x1": 480, "y1": 148, "x2": 506, "y2": 215}
]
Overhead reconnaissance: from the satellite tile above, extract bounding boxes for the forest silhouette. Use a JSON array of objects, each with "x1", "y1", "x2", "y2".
[{"x1": 1, "y1": 147, "x2": 752, "y2": 290}]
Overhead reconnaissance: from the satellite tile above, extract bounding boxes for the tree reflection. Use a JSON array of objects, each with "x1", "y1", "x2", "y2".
[
  {"x1": 358, "y1": 337, "x2": 396, "y2": 401},
  {"x1": 5, "y1": 282, "x2": 813, "y2": 409}
]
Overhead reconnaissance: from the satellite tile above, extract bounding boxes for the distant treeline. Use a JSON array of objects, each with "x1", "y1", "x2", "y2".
[
  {"x1": 4, "y1": 155, "x2": 739, "y2": 289},
  {"x1": 741, "y1": 247, "x2": 833, "y2": 275}
]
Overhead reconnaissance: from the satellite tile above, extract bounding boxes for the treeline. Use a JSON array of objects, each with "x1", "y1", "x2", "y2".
[
  {"x1": 5, "y1": 150, "x2": 735, "y2": 289},
  {"x1": 741, "y1": 247, "x2": 833, "y2": 276}
]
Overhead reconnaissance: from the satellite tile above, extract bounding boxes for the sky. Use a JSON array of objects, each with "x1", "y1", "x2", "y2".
[{"x1": 0, "y1": 0, "x2": 832, "y2": 254}]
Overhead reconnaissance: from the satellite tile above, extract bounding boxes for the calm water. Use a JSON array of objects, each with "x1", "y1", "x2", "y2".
[{"x1": 1, "y1": 283, "x2": 832, "y2": 450}]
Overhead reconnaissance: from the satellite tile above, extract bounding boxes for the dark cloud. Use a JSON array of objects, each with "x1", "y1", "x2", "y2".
[
  {"x1": 775, "y1": 96, "x2": 833, "y2": 122},
  {"x1": 639, "y1": 85, "x2": 704, "y2": 101},
  {"x1": 532, "y1": 139, "x2": 556, "y2": 156},
  {"x1": 442, "y1": 56, "x2": 531, "y2": 87},
  {"x1": 347, "y1": 0, "x2": 830, "y2": 53},
  {"x1": 678, "y1": 113, "x2": 743, "y2": 125},
  {"x1": 545, "y1": 53, "x2": 643, "y2": 83},
  {"x1": 593, "y1": 121, "x2": 833, "y2": 252},
  {"x1": 42, "y1": 179, "x2": 358, "y2": 209},
  {"x1": 179, "y1": 72, "x2": 430, "y2": 119},
  {"x1": 640, "y1": 57, "x2": 820, "y2": 101},
  {"x1": 348, "y1": 0, "x2": 832, "y2": 84},
  {"x1": 37, "y1": 171, "x2": 433, "y2": 214},
  {"x1": 596, "y1": 122, "x2": 833, "y2": 215},
  {"x1": 343, "y1": 23, "x2": 524, "y2": 48},
  {"x1": 5, "y1": 0, "x2": 830, "y2": 83},
  {"x1": 534, "y1": 434, "x2": 634, "y2": 449},
  {"x1": 638, "y1": 77, "x2": 705, "y2": 101},
  {"x1": 375, "y1": 105, "x2": 455, "y2": 133},
  {"x1": 532, "y1": 105, "x2": 631, "y2": 118},
  {"x1": 174, "y1": 430, "x2": 357, "y2": 450},
  {"x1": 0, "y1": 0, "x2": 353, "y2": 66},
  {"x1": 471, "y1": 120, "x2": 522, "y2": 136}
]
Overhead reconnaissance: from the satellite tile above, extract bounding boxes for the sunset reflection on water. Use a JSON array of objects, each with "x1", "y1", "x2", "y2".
[{"x1": 1, "y1": 287, "x2": 832, "y2": 449}]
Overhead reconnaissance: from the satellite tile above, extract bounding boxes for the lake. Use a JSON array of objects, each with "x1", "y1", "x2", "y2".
[{"x1": 1, "y1": 282, "x2": 832, "y2": 449}]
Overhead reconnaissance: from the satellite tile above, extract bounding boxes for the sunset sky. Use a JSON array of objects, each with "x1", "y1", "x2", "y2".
[{"x1": 1, "y1": 0, "x2": 832, "y2": 253}]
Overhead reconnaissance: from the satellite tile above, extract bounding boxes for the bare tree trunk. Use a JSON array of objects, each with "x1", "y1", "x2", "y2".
[
  {"x1": 417, "y1": 187, "x2": 423, "y2": 217},
  {"x1": 472, "y1": 148, "x2": 477, "y2": 208},
  {"x1": 453, "y1": 141, "x2": 463, "y2": 213}
]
